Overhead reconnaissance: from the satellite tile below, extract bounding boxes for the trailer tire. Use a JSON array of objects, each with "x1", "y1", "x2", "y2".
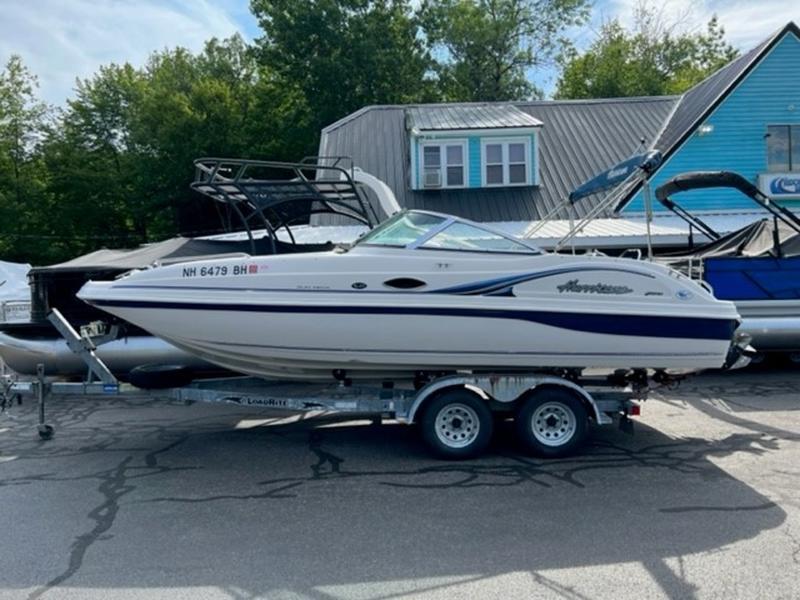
[
  {"x1": 515, "y1": 388, "x2": 588, "y2": 457},
  {"x1": 129, "y1": 364, "x2": 194, "y2": 390},
  {"x1": 420, "y1": 389, "x2": 493, "y2": 460}
]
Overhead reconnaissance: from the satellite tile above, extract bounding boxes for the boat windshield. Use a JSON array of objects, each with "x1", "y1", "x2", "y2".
[
  {"x1": 421, "y1": 222, "x2": 536, "y2": 254},
  {"x1": 356, "y1": 212, "x2": 447, "y2": 247},
  {"x1": 356, "y1": 210, "x2": 540, "y2": 254}
]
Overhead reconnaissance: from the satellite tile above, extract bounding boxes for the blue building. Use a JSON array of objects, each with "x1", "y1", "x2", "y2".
[
  {"x1": 621, "y1": 21, "x2": 800, "y2": 214},
  {"x1": 317, "y1": 22, "x2": 800, "y2": 248}
]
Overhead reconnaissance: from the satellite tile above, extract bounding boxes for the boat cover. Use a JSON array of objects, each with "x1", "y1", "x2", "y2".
[
  {"x1": 669, "y1": 219, "x2": 800, "y2": 259},
  {"x1": 0, "y1": 261, "x2": 30, "y2": 300},
  {"x1": 30, "y1": 236, "x2": 334, "y2": 274},
  {"x1": 0, "y1": 261, "x2": 31, "y2": 324}
]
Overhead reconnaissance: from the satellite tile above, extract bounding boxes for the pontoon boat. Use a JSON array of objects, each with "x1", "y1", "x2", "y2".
[{"x1": 654, "y1": 171, "x2": 800, "y2": 354}]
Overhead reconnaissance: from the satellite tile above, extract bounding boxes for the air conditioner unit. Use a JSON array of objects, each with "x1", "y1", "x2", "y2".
[{"x1": 423, "y1": 168, "x2": 442, "y2": 188}]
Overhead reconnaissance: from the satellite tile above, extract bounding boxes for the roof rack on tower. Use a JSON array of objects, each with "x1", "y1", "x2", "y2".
[{"x1": 191, "y1": 157, "x2": 380, "y2": 253}]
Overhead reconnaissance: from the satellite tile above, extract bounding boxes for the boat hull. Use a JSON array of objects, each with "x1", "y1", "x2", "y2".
[
  {"x1": 78, "y1": 248, "x2": 742, "y2": 380},
  {"x1": 81, "y1": 294, "x2": 738, "y2": 380}
]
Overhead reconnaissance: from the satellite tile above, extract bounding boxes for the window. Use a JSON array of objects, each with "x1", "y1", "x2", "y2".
[
  {"x1": 482, "y1": 139, "x2": 530, "y2": 186},
  {"x1": 421, "y1": 222, "x2": 537, "y2": 254},
  {"x1": 357, "y1": 212, "x2": 446, "y2": 247},
  {"x1": 508, "y1": 142, "x2": 527, "y2": 184},
  {"x1": 767, "y1": 125, "x2": 800, "y2": 172},
  {"x1": 423, "y1": 146, "x2": 440, "y2": 170},
  {"x1": 420, "y1": 141, "x2": 467, "y2": 188},
  {"x1": 446, "y1": 145, "x2": 464, "y2": 187}
]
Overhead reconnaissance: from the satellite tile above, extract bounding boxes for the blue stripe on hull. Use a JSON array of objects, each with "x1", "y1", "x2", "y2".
[{"x1": 88, "y1": 299, "x2": 738, "y2": 341}]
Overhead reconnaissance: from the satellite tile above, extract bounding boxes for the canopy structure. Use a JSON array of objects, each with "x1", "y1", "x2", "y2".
[
  {"x1": 191, "y1": 157, "x2": 379, "y2": 253},
  {"x1": 655, "y1": 171, "x2": 800, "y2": 244},
  {"x1": 667, "y1": 219, "x2": 800, "y2": 259}
]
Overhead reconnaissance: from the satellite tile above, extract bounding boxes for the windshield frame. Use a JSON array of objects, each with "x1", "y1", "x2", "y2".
[{"x1": 355, "y1": 210, "x2": 542, "y2": 255}]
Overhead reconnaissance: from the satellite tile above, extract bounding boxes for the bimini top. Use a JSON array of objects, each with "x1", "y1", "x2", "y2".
[
  {"x1": 655, "y1": 171, "x2": 800, "y2": 241},
  {"x1": 355, "y1": 210, "x2": 542, "y2": 254}
]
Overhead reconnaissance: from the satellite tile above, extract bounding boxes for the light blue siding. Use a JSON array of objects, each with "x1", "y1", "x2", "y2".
[
  {"x1": 468, "y1": 137, "x2": 481, "y2": 187},
  {"x1": 624, "y1": 33, "x2": 800, "y2": 213}
]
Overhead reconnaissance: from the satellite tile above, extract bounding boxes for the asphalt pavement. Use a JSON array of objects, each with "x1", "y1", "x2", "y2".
[{"x1": 0, "y1": 367, "x2": 799, "y2": 599}]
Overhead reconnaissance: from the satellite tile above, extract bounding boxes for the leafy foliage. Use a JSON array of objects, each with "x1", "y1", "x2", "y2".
[
  {"x1": 0, "y1": 56, "x2": 52, "y2": 262},
  {"x1": 1, "y1": 37, "x2": 313, "y2": 264},
  {"x1": 419, "y1": 0, "x2": 590, "y2": 101},
  {"x1": 555, "y1": 12, "x2": 739, "y2": 99},
  {"x1": 251, "y1": 0, "x2": 436, "y2": 133}
]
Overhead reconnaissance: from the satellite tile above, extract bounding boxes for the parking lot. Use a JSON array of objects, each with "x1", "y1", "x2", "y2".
[{"x1": 0, "y1": 367, "x2": 799, "y2": 599}]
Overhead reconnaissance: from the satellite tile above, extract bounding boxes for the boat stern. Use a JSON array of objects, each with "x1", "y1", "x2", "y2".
[{"x1": 722, "y1": 329, "x2": 756, "y2": 370}]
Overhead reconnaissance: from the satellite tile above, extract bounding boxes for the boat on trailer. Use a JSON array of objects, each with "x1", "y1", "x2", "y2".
[
  {"x1": 79, "y1": 207, "x2": 746, "y2": 380},
  {"x1": 3, "y1": 158, "x2": 753, "y2": 460}
]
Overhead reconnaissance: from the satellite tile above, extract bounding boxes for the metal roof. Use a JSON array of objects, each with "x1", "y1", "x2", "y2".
[
  {"x1": 318, "y1": 97, "x2": 677, "y2": 223},
  {"x1": 406, "y1": 104, "x2": 542, "y2": 131}
]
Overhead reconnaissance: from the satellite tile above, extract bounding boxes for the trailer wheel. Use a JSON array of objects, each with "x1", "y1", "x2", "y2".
[
  {"x1": 515, "y1": 389, "x2": 588, "y2": 457},
  {"x1": 38, "y1": 424, "x2": 54, "y2": 440},
  {"x1": 420, "y1": 389, "x2": 493, "y2": 460},
  {"x1": 129, "y1": 364, "x2": 194, "y2": 390}
]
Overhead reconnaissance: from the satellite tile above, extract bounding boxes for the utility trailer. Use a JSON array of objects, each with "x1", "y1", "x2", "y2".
[{"x1": 0, "y1": 310, "x2": 652, "y2": 459}]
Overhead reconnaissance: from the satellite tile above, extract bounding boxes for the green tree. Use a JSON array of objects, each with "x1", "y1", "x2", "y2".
[
  {"x1": 0, "y1": 55, "x2": 51, "y2": 262},
  {"x1": 131, "y1": 36, "x2": 312, "y2": 237},
  {"x1": 26, "y1": 36, "x2": 313, "y2": 264},
  {"x1": 41, "y1": 62, "x2": 149, "y2": 260},
  {"x1": 419, "y1": 0, "x2": 590, "y2": 101},
  {"x1": 250, "y1": 0, "x2": 435, "y2": 139},
  {"x1": 555, "y1": 12, "x2": 739, "y2": 99}
]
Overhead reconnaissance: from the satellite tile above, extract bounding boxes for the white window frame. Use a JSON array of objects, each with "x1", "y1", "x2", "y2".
[
  {"x1": 480, "y1": 138, "x2": 531, "y2": 187},
  {"x1": 419, "y1": 139, "x2": 469, "y2": 189}
]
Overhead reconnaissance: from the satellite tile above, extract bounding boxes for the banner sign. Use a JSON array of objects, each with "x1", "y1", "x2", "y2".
[{"x1": 759, "y1": 173, "x2": 800, "y2": 199}]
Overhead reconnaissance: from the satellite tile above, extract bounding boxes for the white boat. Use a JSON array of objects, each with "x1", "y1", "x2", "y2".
[{"x1": 78, "y1": 210, "x2": 744, "y2": 381}]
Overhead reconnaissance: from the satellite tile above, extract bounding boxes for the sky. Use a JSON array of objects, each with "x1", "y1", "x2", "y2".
[{"x1": 0, "y1": 0, "x2": 798, "y2": 106}]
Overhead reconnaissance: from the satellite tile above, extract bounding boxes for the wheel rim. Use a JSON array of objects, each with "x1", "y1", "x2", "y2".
[
  {"x1": 530, "y1": 401, "x2": 576, "y2": 447},
  {"x1": 434, "y1": 403, "x2": 481, "y2": 449}
]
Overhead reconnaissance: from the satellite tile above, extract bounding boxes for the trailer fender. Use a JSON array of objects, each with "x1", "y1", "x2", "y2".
[{"x1": 403, "y1": 375, "x2": 602, "y2": 424}]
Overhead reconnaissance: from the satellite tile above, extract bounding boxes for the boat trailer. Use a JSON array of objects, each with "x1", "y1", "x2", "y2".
[{"x1": 0, "y1": 310, "x2": 653, "y2": 459}]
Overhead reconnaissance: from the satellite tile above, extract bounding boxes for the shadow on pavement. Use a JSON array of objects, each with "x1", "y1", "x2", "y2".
[{"x1": 0, "y1": 394, "x2": 789, "y2": 599}]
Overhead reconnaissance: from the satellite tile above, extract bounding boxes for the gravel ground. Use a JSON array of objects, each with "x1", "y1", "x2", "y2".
[{"x1": 0, "y1": 367, "x2": 798, "y2": 599}]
